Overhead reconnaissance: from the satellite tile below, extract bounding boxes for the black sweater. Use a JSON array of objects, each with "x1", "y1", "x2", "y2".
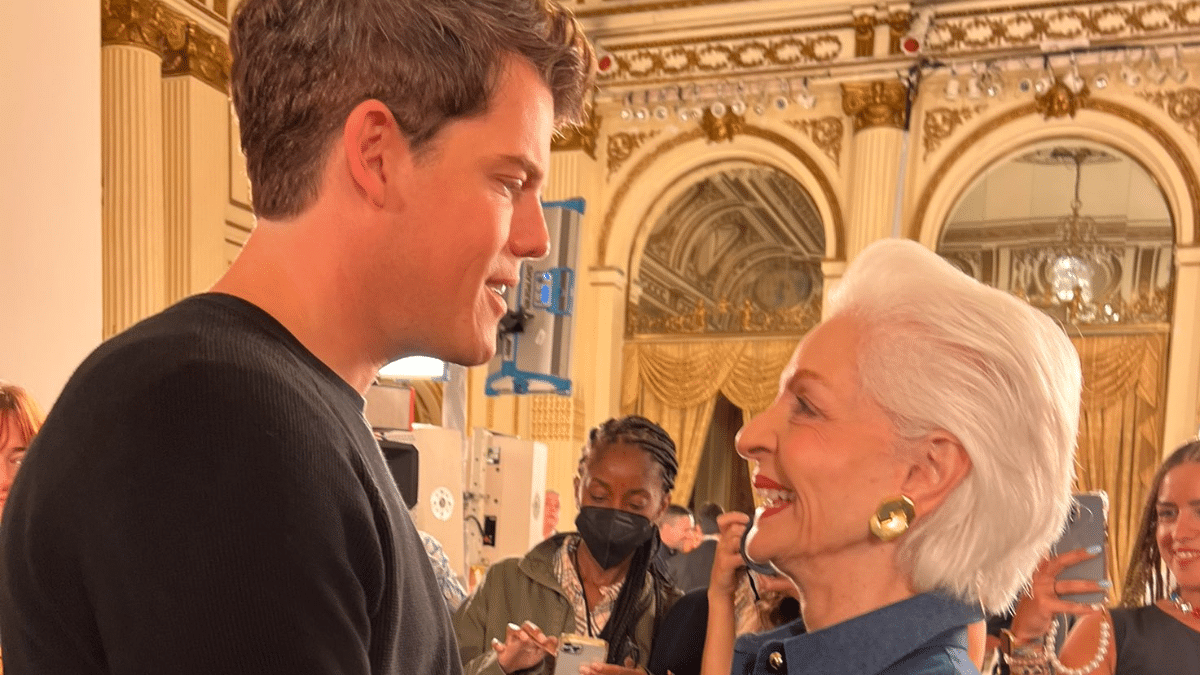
[{"x1": 0, "y1": 294, "x2": 460, "y2": 675}]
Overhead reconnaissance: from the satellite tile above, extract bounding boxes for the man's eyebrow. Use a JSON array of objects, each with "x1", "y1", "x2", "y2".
[{"x1": 493, "y1": 154, "x2": 543, "y2": 183}]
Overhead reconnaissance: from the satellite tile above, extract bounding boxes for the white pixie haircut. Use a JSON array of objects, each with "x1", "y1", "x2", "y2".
[{"x1": 827, "y1": 239, "x2": 1081, "y2": 613}]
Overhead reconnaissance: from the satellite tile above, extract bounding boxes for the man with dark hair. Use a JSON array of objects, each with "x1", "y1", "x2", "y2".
[
  {"x1": 667, "y1": 502, "x2": 724, "y2": 592},
  {"x1": 0, "y1": 1, "x2": 594, "y2": 673}
]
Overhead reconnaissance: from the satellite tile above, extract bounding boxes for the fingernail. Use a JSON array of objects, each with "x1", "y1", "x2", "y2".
[
  {"x1": 1098, "y1": 580, "x2": 1112, "y2": 589},
  {"x1": 491, "y1": 638, "x2": 502, "y2": 648},
  {"x1": 507, "y1": 622, "x2": 521, "y2": 631},
  {"x1": 1086, "y1": 545, "x2": 1103, "y2": 555}
]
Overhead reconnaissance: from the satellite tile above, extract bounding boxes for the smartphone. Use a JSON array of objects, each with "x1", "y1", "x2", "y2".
[
  {"x1": 740, "y1": 508, "x2": 780, "y2": 577},
  {"x1": 1050, "y1": 491, "x2": 1109, "y2": 604},
  {"x1": 553, "y1": 633, "x2": 607, "y2": 675}
]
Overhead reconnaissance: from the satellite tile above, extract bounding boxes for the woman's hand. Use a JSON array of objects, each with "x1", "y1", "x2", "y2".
[
  {"x1": 492, "y1": 620, "x2": 558, "y2": 674},
  {"x1": 579, "y1": 657, "x2": 644, "y2": 675},
  {"x1": 1009, "y1": 546, "x2": 1109, "y2": 643},
  {"x1": 709, "y1": 511, "x2": 751, "y2": 599}
]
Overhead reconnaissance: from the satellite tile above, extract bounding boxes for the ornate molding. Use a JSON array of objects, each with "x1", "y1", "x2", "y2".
[
  {"x1": 597, "y1": 30, "x2": 844, "y2": 86},
  {"x1": 607, "y1": 130, "x2": 662, "y2": 178},
  {"x1": 1138, "y1": 87, "x2": 1200, "y2": 147},
  {"x1": 162, "y1": 23, "x2": 232, "y2": 92},
  {"x1": 925, "y1": 1, "x2": 1200, "y2": 55},
  {"x1": 1035, "y1": 80, "x2": 1090, "y2": 119},
  {"x1": 101, "y1": 0, "x2": 175, "y2": 54},
  {"x1": 699, "y1": 108, "x2": 746, "y2": 142},
  {"x1": 784, "y1": 117, "x2": 845, "y2": 166},
  {"x1": 531, "y1": 394, "x2": 575, "y2": 441},
  {"x1": 552, "y1": 111, "x2": 602, "y2": 159},
  {"x1": 627, "y1": 292, "x2": 822, "y2": 337},
  {"x1": 922, "y1": 106, "x2": 984, "y2": 158},
  {"x1": 853, "y1": 13, "x2": 876, "y2": 59},
  {"x1": 887, "y1": 11, "x2": 912, "y2": 56},
  {"x1": 841, "y1": 80, "x2": 909, "y2": 132}
]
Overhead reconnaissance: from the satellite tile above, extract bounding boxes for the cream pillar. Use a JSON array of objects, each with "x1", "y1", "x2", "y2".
[
  {"x1": 820, "y1": 259, "x2": 847, "y2": 320},
  {"x1": 162, "y1": 24, "x2": 232, "y2": 302},
  {"x1": 587, "y1": 266, "x2": 627, "y2": 427},
  {"x1": 1163, "y1": 245, "x2": 1200, "y2": 453},
  {"x1": 840, "y1": 80, "x2": 909, "y2": 260},
  {"x1": 101, "y1": 0, "x2": 171, "y2": 337}
]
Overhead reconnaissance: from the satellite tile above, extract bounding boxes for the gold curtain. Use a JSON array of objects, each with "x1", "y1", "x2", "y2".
[
  {"x1": 1069, "y1": 332, "x2": 1168, "y2": 600},
  {"x1": 411, "y1": 380, "x2": 444, "y2": 426},
  {"x1": 620, "y1": 339, "x2": 796, "y2": 504}
]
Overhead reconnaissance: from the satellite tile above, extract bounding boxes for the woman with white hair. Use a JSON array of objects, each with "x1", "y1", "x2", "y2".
[{"x1": 704, "y1": 238, "x2": 1082, "y2": 675}]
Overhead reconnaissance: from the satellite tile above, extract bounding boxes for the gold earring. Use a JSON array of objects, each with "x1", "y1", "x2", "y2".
[{"x1": 869, "y1": 495, "x2": 916, "y2": 542}]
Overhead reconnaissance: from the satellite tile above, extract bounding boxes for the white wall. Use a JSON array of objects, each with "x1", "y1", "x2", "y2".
[{"x1": 0, "y1": 2, "x2": 103, "y2": 408}]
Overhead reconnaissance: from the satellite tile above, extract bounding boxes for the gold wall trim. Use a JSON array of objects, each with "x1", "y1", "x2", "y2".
[
  {"x1": 597, "y1": 124, "x2": 845, "y2": 266},
  {"x1": 1035, "y1": 80, "x2": 1090, "y2": 119},
  {"x1": 607, "y1": 129, "x2": 663, "y2": 178},
  {"x1": 841, "y1": 80, "x2": 909, "y2": 132},
  {"x1": 926, "y1": 0, "x2": 1200, "y2": 54},
  {"x1": 162, "y1": 23, "x2": 232, "y2": 92},
  {"x1": 575, "y1": 0, "x2": 761, "y2": 19},
  {"x1": 552, "y1": 112, "x2": 602, "y2": 159},
  {"x1": 183, "y1": 0, "x2": 228, "y2": 25},
  {"x1": 598, "y1": 32, "x2": 845, "y2": 85},
  {"x1": 853, "y1": 14, "x2": 876, "y2": 59},
  {"x1": 909, "y1": 99, "x2": 1200, "y2": 244},
  {"x1": 922, "y1": 105, "x2": 984, "y2": 159},
  {"x1": 1139, "y1": 87, "x2": 1200, "y2": 148},
  {"x1": 784, "y1": 117, "x2": 845, "y2": 166},
  {"x1": 887, "y1": 10, "x2": 911, "y2": 56}
]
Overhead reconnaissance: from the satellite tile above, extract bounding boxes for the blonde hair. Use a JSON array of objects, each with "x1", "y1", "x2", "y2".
[{"x1": 0, "y1": 381, "x2": 45, "y2": 447}]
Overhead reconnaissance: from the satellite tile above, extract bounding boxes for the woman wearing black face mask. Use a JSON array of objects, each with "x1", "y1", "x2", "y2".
[{"x1": 453, "y1": 415, "x2": 682, "y2": 675}]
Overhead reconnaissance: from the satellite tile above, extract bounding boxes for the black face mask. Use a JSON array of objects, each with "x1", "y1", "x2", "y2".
[{"x1": 575, "y1": 506, "x2": 656, "y2": 570}]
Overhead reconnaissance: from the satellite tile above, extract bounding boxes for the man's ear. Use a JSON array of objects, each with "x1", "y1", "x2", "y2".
[
  {"x1": 342, "y1": 99, "x2": 401, "y2": 208},
  {"x1": 900, "y1": 430, "x2": 972, "y2": 517}
]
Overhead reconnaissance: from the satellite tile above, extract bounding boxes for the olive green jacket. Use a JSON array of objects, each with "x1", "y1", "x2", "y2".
[{"x1": 452, "y1": 533, "x2": 679, "y2": 675}]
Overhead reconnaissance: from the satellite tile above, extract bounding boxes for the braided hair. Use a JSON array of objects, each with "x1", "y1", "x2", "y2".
[
  {"x1": 579, "y1": 415, "x2": 680, "y2": 665},
  {"x1": 1121, "y1": 439, "x2": 1200, "y2": 606}
]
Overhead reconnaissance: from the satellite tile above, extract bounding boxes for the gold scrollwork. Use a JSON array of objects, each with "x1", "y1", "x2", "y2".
[
  {"x1": 699, "y1": 108, "x2": 746, "y2": 142},
  {"x1": 784, "y1": 117, "x2": 844, "y2": 166},
  {"x1": 626, "y1": 293, "x2": 822, "y2": 336},
  {"x1": 102, "y1": 0, "x2": 174, "y2": 54},
  {"x1": 922, "y1": 106, "x2": 983, "y2": 158},
  {"x1": 162, "y1": 23, "x2": 232, "y2": 92},
  {"x1": 1036, "y1": 80, "x2": 1089, "y2": 119},
  {"x1": 552, "y1": 111, "x2": 602, "y2": 159},
  {"x1": 1139, "y1": 87, "x2": 1200, "y2": 146},
  {"x1": 841, "y1": 81, "x2": 909, "y2": 131},
  {"x1": 887, "y1": 10, "x2": 912, "y2": 56},
  {"x1": 607, "y1": 130, "x2": 662, "y2": 178},
  {"x1": 600, "y1": 34, "x2": 844, "y2": 84},
  {"x1": 853, "y1": 14, "x2": 876, "y2": 58},
  {"x1": 927, "y1": 1, "x2": 1200, "y2": 54}
]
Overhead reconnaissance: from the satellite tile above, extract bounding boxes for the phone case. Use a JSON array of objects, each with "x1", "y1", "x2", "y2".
[
  {"x1": 1050, "y1": 491, "x2": 1109, "y2": 604},
  {"x1": 553, "y1": 633, "x2": 607, "y2": 675}
]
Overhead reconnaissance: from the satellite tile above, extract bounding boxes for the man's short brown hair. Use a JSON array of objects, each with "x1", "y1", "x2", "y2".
[{"x1": 230, "y1": 0, "x2": 595, "y2": 220}]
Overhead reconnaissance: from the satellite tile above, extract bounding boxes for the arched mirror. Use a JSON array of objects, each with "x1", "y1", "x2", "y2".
[
  {"x1": 938, "y1": 139, "x2": 1174, "y2": 598},
  {"x1": 621, "y1": 165, "x2": 825, "y2": 512}
]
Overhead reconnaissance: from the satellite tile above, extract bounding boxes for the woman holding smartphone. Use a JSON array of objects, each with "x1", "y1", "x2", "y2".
[
  {"x1": 453, "y1": 415, "x2": 682, "y2": 675},
  {"x1": 1004, "y1": 439, "x2": 1200, "y2": 674}
]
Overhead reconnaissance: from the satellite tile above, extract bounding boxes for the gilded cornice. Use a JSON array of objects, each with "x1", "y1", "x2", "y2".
[
  {"x1": 607, "y1": 130, "x2": 662, "y2": 178},
  {"x1": 853, "y1": 13, "x2": 876, "y2": 59},
  {"x1": 922, "y1": 106, "x2": 984, "y2": 159},
  {"x1": 925, "y1": 0, "x2": 1200, "y2": 55},
  {"x1": 887, "y1": 11, "x2": 911, "y2": 56},
  {"x1": 102, "y1": 0, "x2": 176, "y2": 54},
  {"x1": 699, "y1": 108, "x2": 746, "y2": 142},
  {"x1": 1138, "y1": 87, "x2": 1200, "y2": 147},
  {"x1": 597, "y1": 29, "x2": 845, "y2": 86},
  {"x1": 909, "y1": 99, "x2": 1200, "y2": 244},
  {"x1": 1035, "y1": 80, "x2": 1089, "y2": 119},
  {"x1": 784, "y1": 117, "x2": 845, "y2": 166},
  {"x1": 841, "y1": 80, "x2": 909, "y2": 131},
  {"x1": 552, "y1": 112, "x2": 602, "y2": 159},
  {"x1": 162, "y1": 23, "x2": 232, "y2": 92},
  {"x1": 597, "y1": 124, "x2": 845, "y2": 266}
]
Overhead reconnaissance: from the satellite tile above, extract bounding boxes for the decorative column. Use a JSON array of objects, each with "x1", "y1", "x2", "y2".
[
  {"x1": 587, "y1": 266, "x2": 627, "y2": 425},
  {"x1": 1163, "y1": 245, "x2": 1200, "y2": 452},
  {"x1": 820, "y1": 259, "x2": 847, "y2": 320},
  {"x1": 840, "y1": 80, "x2": 909, "y2": 261},
  {"x1": 101, "y1": 0, "x2": 170, "y2": 337},
  {"x1": 162, "y1": 23, "x2": 232, "y2": 302}
]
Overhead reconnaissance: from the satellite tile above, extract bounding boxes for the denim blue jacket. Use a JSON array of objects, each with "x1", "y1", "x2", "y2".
[{"x1": 730, "y1": 591, "x2": 983, "y2": 675}]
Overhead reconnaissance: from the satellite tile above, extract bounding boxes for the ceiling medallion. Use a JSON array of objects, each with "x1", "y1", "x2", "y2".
[
  {"x1": 1036, "y1": 80, "x2": 1090, "y2": 119},
  {"x1": 699, "y1": 108, "x2": 746, "y2": 143}
]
